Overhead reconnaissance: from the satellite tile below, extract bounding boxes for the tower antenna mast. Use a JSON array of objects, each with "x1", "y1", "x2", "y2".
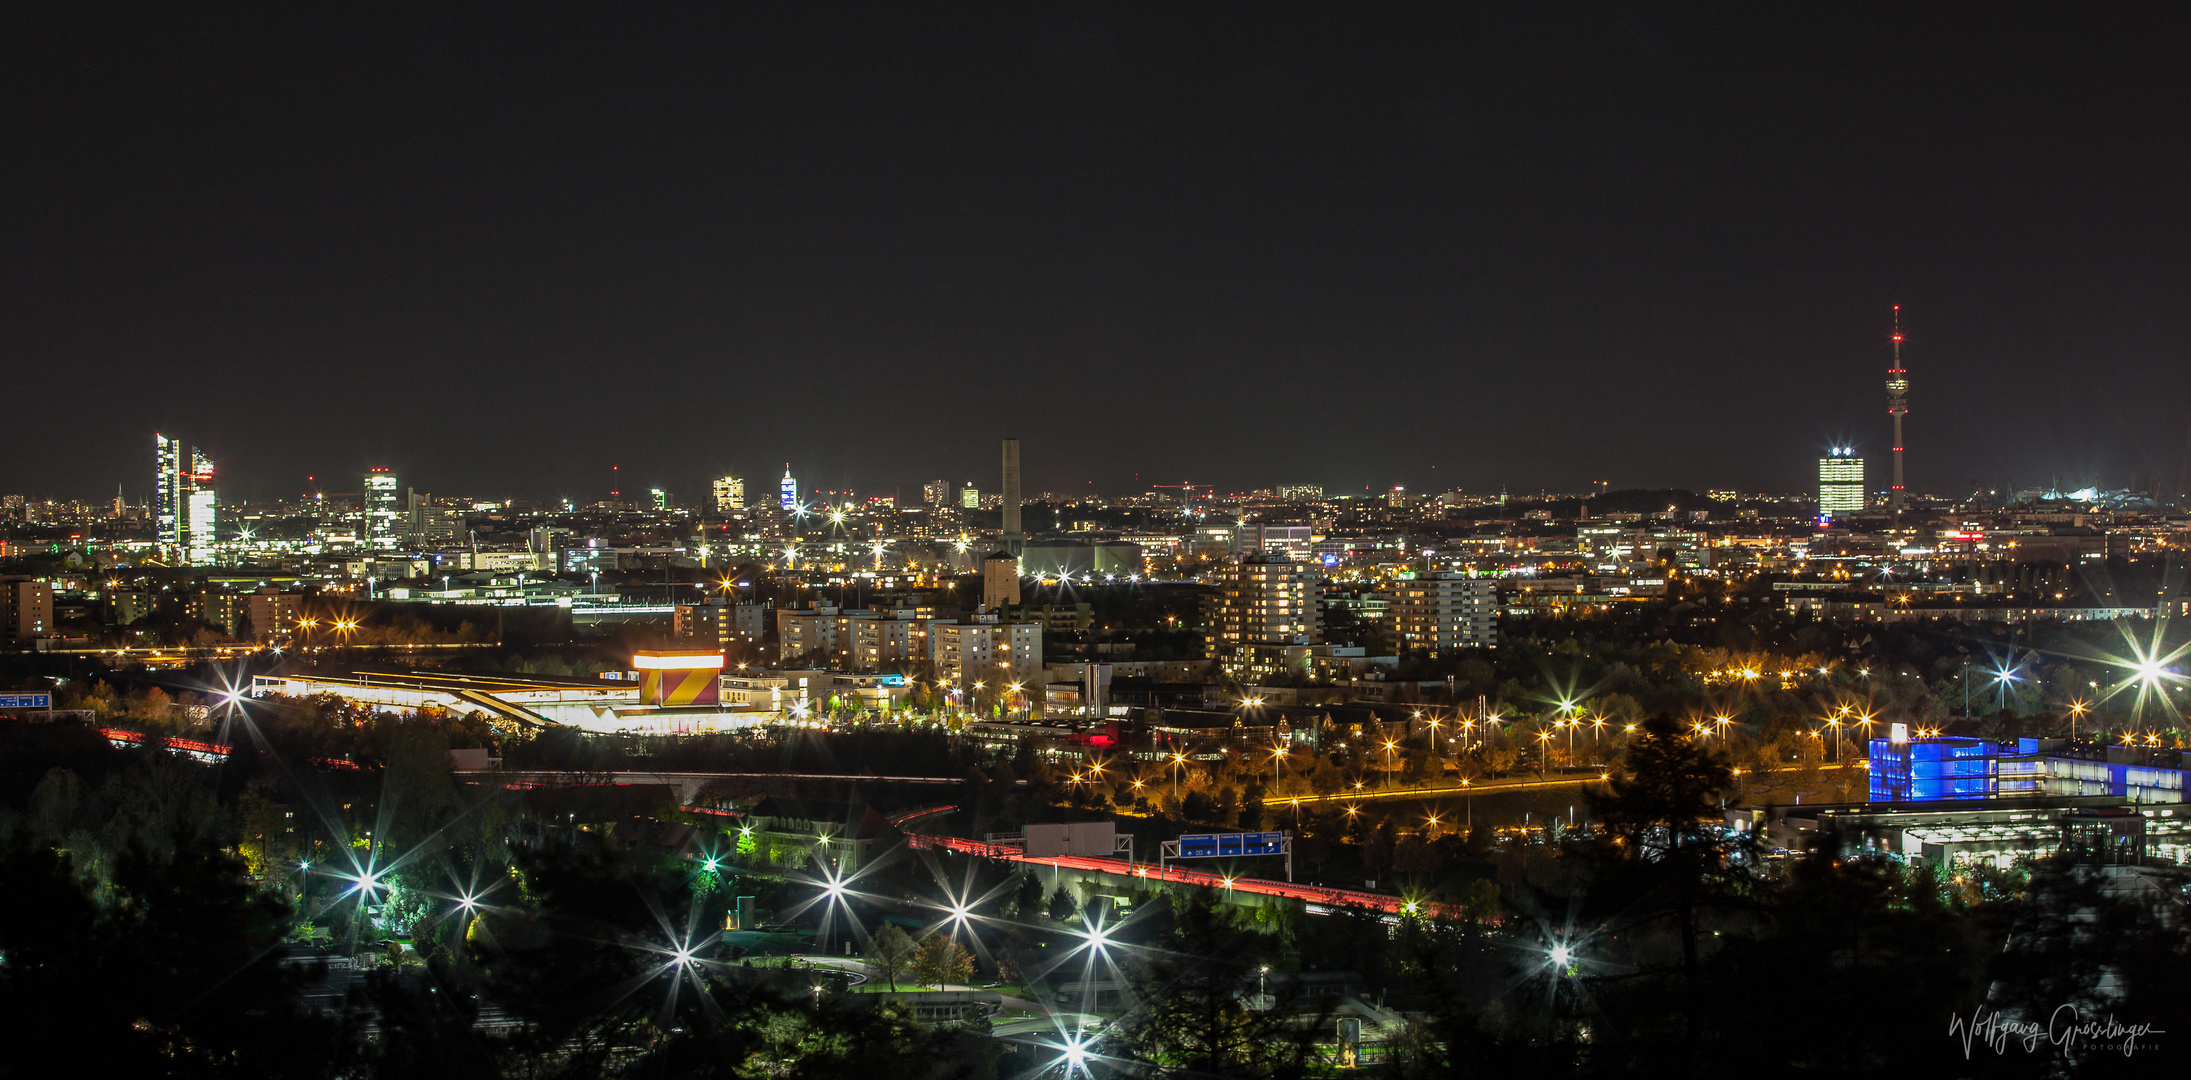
[{"x1": 1886, "y1": 306, "x2": 1910, "y2": 512}]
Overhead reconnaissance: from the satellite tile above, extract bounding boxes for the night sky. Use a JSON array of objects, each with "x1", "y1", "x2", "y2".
[{"x1": 5, "y1": 5, "x2": 2188, "y2": 506}]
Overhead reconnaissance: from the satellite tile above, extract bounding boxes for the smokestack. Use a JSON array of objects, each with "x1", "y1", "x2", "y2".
[{"x1": 1001, "y1": 437, "x2": 1022, "y2": 546}]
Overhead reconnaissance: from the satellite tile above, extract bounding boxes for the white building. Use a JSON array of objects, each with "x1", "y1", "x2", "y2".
[{"x1": 365, "y1": 469, "x2": 402, "y2": 550}]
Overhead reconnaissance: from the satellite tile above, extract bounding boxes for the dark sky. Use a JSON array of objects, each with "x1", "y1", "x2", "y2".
[{"x1": 5, "y1": 4, "x2": 2188, "y2": 506}]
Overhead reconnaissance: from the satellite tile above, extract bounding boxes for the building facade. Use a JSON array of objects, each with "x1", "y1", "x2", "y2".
[
  {"x1": 1818, "y1": 450, "x2": 1865, "y2": 517},
  {"x1": 1216, "y1": 555, "x2": 1322, "y2": 676},
  {"x1": 2, "y1": 578, "x2": 53, "y2": 640},
  {"x1": 1386, "y1": 573, "x2": 1499, "y2": 654},
  {"x1": 713, "y1": 475, "x2": 745, "y2": 513},
  {"x1": 156, "y1": 434, "x2": 218, "y2": 564},
  {"x1": 933, "y1": 618, "x2": 1042, "y2": 688},
  {"x1": 365, "y1": 469, "x2": 402, "y2": 549}
]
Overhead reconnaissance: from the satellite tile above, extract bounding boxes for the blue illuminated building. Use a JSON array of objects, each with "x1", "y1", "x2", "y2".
[
  {"x1": 1869, "y1": 736, "x2": 1995, "y2": 801},
  {"x1": 1869, "y1": 734, "x2": 2188, "y2": 805}
]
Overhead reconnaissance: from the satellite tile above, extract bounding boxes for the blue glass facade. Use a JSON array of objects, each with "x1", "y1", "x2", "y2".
[
  {"x1": 1868, "y1": 737, "x2": 1996, "y2": 801},
  {"x1": 1868, "y1": 737, "x2": 2190, "y2": 804}
]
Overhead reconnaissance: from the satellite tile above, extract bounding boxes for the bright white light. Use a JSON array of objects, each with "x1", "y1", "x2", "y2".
[
  {"x1": 703, "y1": 858, "x2": 720, "y2": 871},
  {"x1": 457, "y1": 894, "x2": 479, "y2": 912},
  {"x1": 1550, "y1": 944, "x2": 1572, "y2": 967},
  {"x1": 1060, "y1": 1036, "x2": 1090, "y2": 1074},
  {"x1": 673, "y1": 947, "x2": 696, "y2": 966}
]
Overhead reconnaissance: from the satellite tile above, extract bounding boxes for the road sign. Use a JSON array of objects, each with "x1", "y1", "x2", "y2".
[
  {"x1": 0, "y1": 693, "x2": 51, "y2": 709},
  {"x1": 1164, "y1": 832, "x2": 1292, "y2": 879}
]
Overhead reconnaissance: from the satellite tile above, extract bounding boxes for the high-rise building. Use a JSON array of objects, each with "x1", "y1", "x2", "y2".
[
  {"x1": 780, "y1": 464, "x2": 798, "y2": 510},
  {"x1": 405, "y1": 489, "x2": 462, "y2": 546},
  {"x1": 1277, "y1": 484, "x2": 1324, "y2": 502},
  {"x1": 1218, "y1": 555, "x2": 1322, "y2": 647},
  {"x1": 1886, "y1": 306, "x2": 1910, "y2": 510},
  {"x1": 650, "y1": 488, "x2": 669, "y2": 511},
  {"x1": 1388, "y1": 573, "x2": 1499, "y2": 655},
  {"x1": 959, "y1": 483, "x2": 980, "y2": 509},
  {"x1": 923, "y1": 480, "x2": 951, "y2": 506},
  {"x1": 364, "y1": 469, "x2": 401, "y2": 549},
  {"x1": 172, "y1": 445, "x2": 218, "y2": 565},
  {"x1": 155, "y1": 434, "x2": 184, "y2": 560},
  {"x1": 1819, "y1": 450, "x2": 1866, "y2": 517},
  {"x1": 713, "y1": 475, "x2": 746, "y2": 513},
  {"x1": 155, "y1": 435, "x2": 217, "y2": 563}
]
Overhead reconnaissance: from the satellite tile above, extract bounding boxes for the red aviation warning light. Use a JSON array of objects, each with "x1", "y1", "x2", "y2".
[{"x1": 1885, "y1": 305, "x2": 1910, "y2": 510}]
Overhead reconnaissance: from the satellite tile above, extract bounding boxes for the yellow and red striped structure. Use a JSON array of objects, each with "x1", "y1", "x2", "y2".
[{"x1": 634, "y1": 650, "x2": 724, "y2": 706}]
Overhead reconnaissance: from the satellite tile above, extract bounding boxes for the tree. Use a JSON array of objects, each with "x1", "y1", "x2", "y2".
[
  {"x1": 910, "y1": 934, "x2": 974, "y2": 989},
  {"x1": 1046, "y1": 884, "x2": 1079, "y2": 923},
  {"x1": 1591, "y1": 714, "x2": 1740, "y2": 1025},
  {"x1": 1118, "y1": 890, "x2": 1322, "y2": 1079},
  {"x1": 865, "y1": 922, "x2": 916, "y2": 991},
  {"x1": 1011, "y1": 872, "x2": 1043, "y2": 919}
]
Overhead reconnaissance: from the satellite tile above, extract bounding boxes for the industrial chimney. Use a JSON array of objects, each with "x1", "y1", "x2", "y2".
[{"x1": 1001, "y1": 437, "x2": 1023, "y2": 550}]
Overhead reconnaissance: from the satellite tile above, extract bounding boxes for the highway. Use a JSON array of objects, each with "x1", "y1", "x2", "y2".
[{"x1": 905, "y1": 832, "x2": 1429, "y2": 916}]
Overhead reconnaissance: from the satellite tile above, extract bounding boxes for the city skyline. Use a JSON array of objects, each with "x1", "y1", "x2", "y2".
[
  {"x1": 6, "y1": 12, "x2": 2189, "y2": 1075},
  {"x1": 4, "y1": 8, "x2": 2188, "y2": 501}
]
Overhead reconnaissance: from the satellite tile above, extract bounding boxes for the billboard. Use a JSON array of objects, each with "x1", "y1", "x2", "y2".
[
  {"x1": 0, "y1": 693, "x2": 51, "y2": 709},
  {"x1": 1024, "y1": 821, "x2": 1118, "y2": 858},
  {"x1": 634, "y1": 651, "x2": 724, "y2": 706}
]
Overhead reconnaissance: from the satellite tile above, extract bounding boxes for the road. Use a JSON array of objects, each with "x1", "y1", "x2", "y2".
[
  {"x1": 455, "y1": 769, "x2": 1002, "y2": 801},
  {"x1": 907, "y1": 833, "x2": 1431, "y2": 916},
  {"x1": 1261, "y1": 761, "x2": 1860, "y2": 807}
]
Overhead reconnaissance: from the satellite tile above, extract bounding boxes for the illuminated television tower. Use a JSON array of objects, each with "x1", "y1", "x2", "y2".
[{"x1": 1886, "y1": 306, "x2": 1909, "y2": 511}]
